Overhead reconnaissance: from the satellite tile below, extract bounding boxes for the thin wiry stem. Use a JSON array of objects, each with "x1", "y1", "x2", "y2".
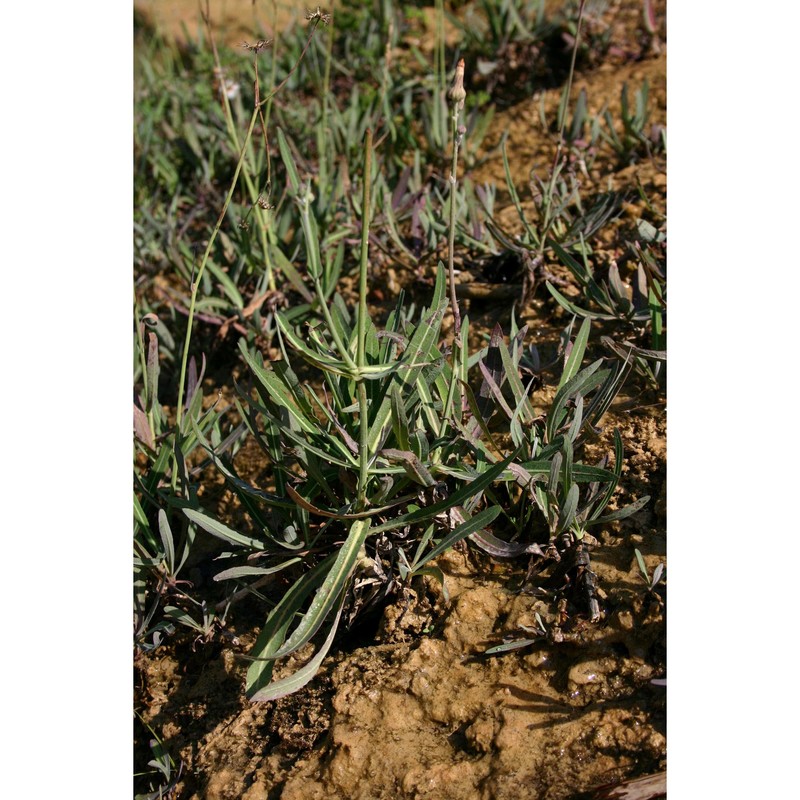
[
  {"x1": 538, "y1": 0, "x2": 586, "y2": 262},
  {"x1": 357, "y1": 129, "x2": 374, "y2": 511},
  {"x1": 447, "y1": 57, "x2": 466, "y2": 340},
  {"x1": 174, "y1": 16, "x2": 327, "y2": 434}
]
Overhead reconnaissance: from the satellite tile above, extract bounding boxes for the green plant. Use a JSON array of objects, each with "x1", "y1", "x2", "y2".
[
  {"x1": 183, "y1": 127, "x2": 516, "y2": 699},
  {"x1": 545, "y1": 219, "x2": 666, "y2": 388},
  {"x1": 133, "y1": 306, "x2": 241, "y2": 652},
  {"x1": 598, "y1": 79, "x2": 665, "y2": 165},
  {"x1": 634, "y1": 547, "x2": 665, "y2": 597},
  {"x1": 134, "y1": 711, "x2": 182, "y2": 800},
  {"x1": 134, "y1": 1, "x2": 655, "y2": 708},
  {"x1": 465, "y1": 0, "x2": 626, "y2": 304},
  {"x1": 185, "y1": 186, "x2": 648, "y2": 698}
]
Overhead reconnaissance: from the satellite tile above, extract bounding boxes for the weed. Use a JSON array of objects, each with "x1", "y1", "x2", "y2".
[
  {"x1": 634, "y1": 547, "x2": 665, "y2": 597},
  {"x1": 184, "y1": 185, "x2": 648, "y2": 699},
  {"x1": 599, "y1": 79, "x2": 666, "y2": 165},
  {"x1": 134, "y1": 712, "x2": 182, "y2": 799},
  {"x1": 134, "y1": 2, "x2": 658, "y2": 706}
]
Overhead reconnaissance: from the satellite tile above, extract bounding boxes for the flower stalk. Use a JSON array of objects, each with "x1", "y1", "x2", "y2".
[{"x1": 447, "y1": 57, "x2": 466, "y2": 340}]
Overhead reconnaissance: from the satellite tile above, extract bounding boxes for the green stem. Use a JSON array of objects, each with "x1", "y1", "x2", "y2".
[
  {"x1": 357, "y1": 129, "x2": 373, "y2": 369},
  {"x1": 175, "y1": 105, "x2": 260, "y2": 432},
  {"x1": 538, "y1": 0, "x2": 585, "y2": 260},
  {"x1": 445, "y1": 60, "x2": 466, "y2": 431},
  {"x1": 447, "y1": 109, "x2": 462, "y2": 339},
  {"x1": 319, "y1": 8, "x2": 334, "y2": 192},
  {"x1": 203, "y1": 8, "x2": 274, "y2": 291},
  {"x1": 357, "y1": 129, "x2": 374, "y2": 511},
  {"x1": 175, "y1": 18, "x2": 326, "y2": 432}
]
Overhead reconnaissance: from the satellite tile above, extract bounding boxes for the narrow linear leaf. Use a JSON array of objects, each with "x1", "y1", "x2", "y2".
[
  {"x1": 269, "y1": 517, "x2": 372, "y2": 660},
  {"x1": 380, "y1": 448, "x2": 436, "y2": 487},
  {"x1": 249, "y1": 589, "x2": 346, "y2": 702},
  {"x1": 245, "y1": 556, "x2": 335, "y2": 698},
  {"x1": 285, "y1": 484, "x2": 416, "y2": 520},
  {"x1": 370, "y1": 448, "x2": 520, "y2": 534},
  {"x1": 558, "y1": 318, "x2": 592, "y2": 389},
  {"x1": 469, "y1": 528, "x2": 545, "y2": 559},
  {"x1": 651, "y1": 562, "x2": 665, "y2": 588},
  {"x1": 183, "y1": 508, "x2": 268, "y2": 551},
  {"x1": 484, "y1": 638, "x2": 539, "y2": 655},
  {"x1": 556, "y1": 483, "x2": 580, "y2": 533},
  {"x1": 588, "y1": 495, "x2": 650, "y2": 526},
  {"x1": 634, "y1": 548, "x2": 648, "y2": 580},
  {"x1": 416, "y1": 505, "x2": 502, "y2": 568},
  {"x1": 214, "y1": 559, "x2": 301, "y2": 582},
  {"x1": 546, "y1": 359, "x2": 607, "y2": 443},
  {"x1": 157, "y1": 510, "x2": 175, "y2": 572},
  {"x1": 276, "y1": 127, "x2": 301, "y2": 195}
]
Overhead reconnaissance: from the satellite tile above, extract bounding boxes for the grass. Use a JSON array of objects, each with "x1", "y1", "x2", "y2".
[{"x1": 134, "y1": 0, "x2": 665, "y2": 718}]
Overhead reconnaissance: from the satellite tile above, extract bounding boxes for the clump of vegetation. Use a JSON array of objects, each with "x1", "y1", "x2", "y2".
[{"x1": 134, "y1": 0, "x2": 664, "y2": 716}]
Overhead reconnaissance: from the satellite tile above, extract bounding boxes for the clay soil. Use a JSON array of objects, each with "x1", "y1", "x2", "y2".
[{"x1": 134, "y1": 2, "x2": 667, "y2": 798}]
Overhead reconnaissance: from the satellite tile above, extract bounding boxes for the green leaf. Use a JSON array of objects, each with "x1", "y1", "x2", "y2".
[
  {"x1": 409, "y1": 566, "x2": 448, "y2": 602},
  {"x1": 370, "y1": 448, "x2": 519, "y2": 535},
  {"x1": 250, "y1": 593, "x2": 346, "y2": 702},
  {"x1": 380, "y1": 448, "x2": 436, "y2": 487},
  {"x1": 518, "y1": 461, "x2": 616, "y2": 484},
  {"x1": 559, "y1": 318, "x2": 591, "y2": 390},
  {"x1": 245, "y1": 556, "x2": 336, "y2": 698},
  {"x1": 557, "y1": 483, "x2": 579, "y2": 533},
  {"x1": 588, "y1": 494, "x2": 650, "y2": 525},
  {"x1": 276, "y1": 127, "x2": 301, "y2": 195},
  {"x1": 161, "y1": 606, "x2": 204, "y2": 633},
  {"x1": 214, "y1": 559, "x2": 301, "y2": 582},
  {"x1": 501, "y1": 135, "x2": 539, "y2": 245},
  {"x1": 275, "y1": 315, "x2": 352, "y2": 377},
  {"x1": 484, "y1": 638, "x2": 538, "y2": 655},
  {"x1": 269, "y1": 243, "x2": 313, "y2": 303},
  {"x1": 205, "y1": 258, "x2": 243, "y2": 309},
  {"x1": 269, "y1": 517, "x2": 372, "y2": 660},
  {"x1": 157, "y1": 510, "x2": 175, "y2": 573},
  {"x1": 415, "y1": 505, "x2": 502, "y2": 568},
  {"x1": 546, "y1": 281, "x2": 615, "y2": 321},
  {"x1": 367, "y1": 266, "x2": 448, "y2": 452},
  {"x1": 634, "y1": 548, "x2": 648, "y2": 581},
  {"x1": 469, "y1": 528, "x2": 544, "y2": 559},
  {"x1": 390, "y1": 386, "x2": 411, "y2": 451},
  {"x1": 497, "y1": 331, "x2": 535, "y2": 424},
  {"x1": 588, "y1": 429, "x2": 623, "y2": 521},
  {"x1": 238, "y1": 340, "x2": 322, "y2": 434},
  {"x1": 546, "y1": 359, "x2": 607, "y2": 443},
  {"x1": 183, "y1": 508, "x2": 268, "y2": 551}
]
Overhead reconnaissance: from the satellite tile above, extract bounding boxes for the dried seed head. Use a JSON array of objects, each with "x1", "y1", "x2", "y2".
[
  {"x1": 448, "y1": 58, "x2": 466, "y2": 110},
  {"x1": 241, "y1": 38, "x2": 272, "y2": 54},
  {"x1": 305, "y1": 7, "x2": 331, "y2": 25}
]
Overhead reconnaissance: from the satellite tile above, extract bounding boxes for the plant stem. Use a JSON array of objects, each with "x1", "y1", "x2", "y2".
[
  {"x1": 319, "y1": 7, "x2": 334, "y2": 193},
  {"x1": 443, "y1": 58, "x2": 467, "y2": 431},
  {"x1": 174, "y1": 17, "x2": 326, "y2": 433},
  {"x1": 447, "y1": 58, "x2": 466, "y2": 340},
  {"x1": 357, "y1": 129, "x2": 374, "y2": 511},
  {"x1": 175, "y1": 105, "x2": 260, "y2": 432},
  {"x1": 538, "y1": 0, "x2": 585, "y2": 261},
  {"x1": 357, "y1": 129, "x2": 373, "y2": 369}
]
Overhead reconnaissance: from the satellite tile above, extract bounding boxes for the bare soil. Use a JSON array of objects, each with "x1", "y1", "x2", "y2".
[{"x1": 134, "y1": 2, "x2": 667, "y2": 798}]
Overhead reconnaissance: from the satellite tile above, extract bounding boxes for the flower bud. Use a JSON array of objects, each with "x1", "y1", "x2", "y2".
[{"x1": 448, "y1": 58, "x2": 466, "y2": 110}]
